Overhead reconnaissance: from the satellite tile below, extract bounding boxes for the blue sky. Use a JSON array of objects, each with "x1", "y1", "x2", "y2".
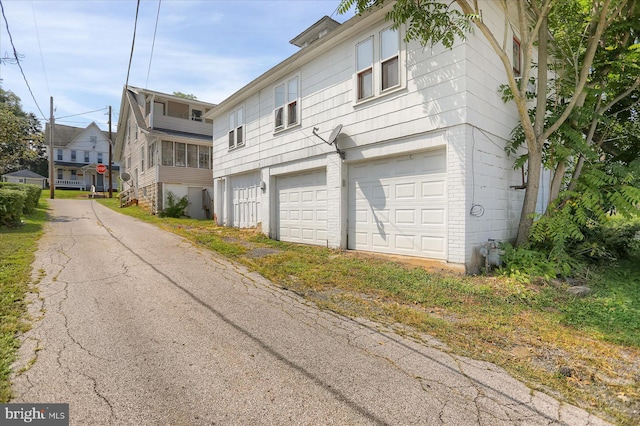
[{"x1": 0, "y1": 0, "x2": 355, "y2": 131}]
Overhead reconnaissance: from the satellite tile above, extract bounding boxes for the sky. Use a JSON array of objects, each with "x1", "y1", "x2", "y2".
[{"x1": 0, "y1": 0, "x2": 355, "y2": 131}]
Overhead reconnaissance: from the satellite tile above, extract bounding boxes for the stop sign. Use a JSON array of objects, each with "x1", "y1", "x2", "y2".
[{"x1": 96, "y1": 164, "x2": 107, "y2": 174}]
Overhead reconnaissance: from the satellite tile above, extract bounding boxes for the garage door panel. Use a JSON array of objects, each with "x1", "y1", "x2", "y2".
[
  {"x1": 277, "y1": 170, "x2": 328, "y2": 246},
  {"x1": 349, "y1": 149, "x2": 447, "y2": 259}
]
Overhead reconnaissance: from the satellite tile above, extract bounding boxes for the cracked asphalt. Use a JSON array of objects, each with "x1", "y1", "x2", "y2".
[{"x1": 11, "y1": 199, "x2": 612, "y2": 425}]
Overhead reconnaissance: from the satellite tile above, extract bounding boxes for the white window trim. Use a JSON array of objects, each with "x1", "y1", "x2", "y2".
[
  {"x1": 353, "y1": 25, "x2": 405, "y2": 106},
  {"x1": 228, "y1": 105, "x2": 245, "y2": 150},
  {"x1": 273, "y1": 74, "x2": 300, "y2": 133}
]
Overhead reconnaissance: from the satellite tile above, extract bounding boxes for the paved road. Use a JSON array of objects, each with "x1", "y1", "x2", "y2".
[{"x1": 11, "y1": 200, "x2": 610, "y2": 425}]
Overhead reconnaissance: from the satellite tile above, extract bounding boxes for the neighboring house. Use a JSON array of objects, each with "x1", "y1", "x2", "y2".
[
  {"x1": 114, "y1": 86, "x2": 216, "y2": 219},
  {"x1": 44, "y1": 122, "x2": 120, "y2": 192},
  {"x1": 1, "y1": 169, "x2": 48, "y2": 188},
  {"x1": 206, "y1": 3, "x2": 543, "y2": 272}
]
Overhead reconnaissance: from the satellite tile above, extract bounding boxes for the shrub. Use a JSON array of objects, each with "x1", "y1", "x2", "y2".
[
  {"x1": 159, "y1": 191, "x2": 188, "y2": 218},
  {"x1": 499, "y1": 243, "x2": 575, "y2": 282},
  {"x1": 0, "y1": 189, "x2": 26, "y2": 226},
  {"x1": 0, "y1": 182, "x2": 41, "y2": 214}
]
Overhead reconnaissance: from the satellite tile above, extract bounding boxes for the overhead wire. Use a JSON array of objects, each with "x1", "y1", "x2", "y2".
[
  {"x1": 125, "y1": 0, "x2": 141, "y2": 88},
  {"x1": 0, "y1": 0, "x2": 46, "y2": 120},
  {"x1": 145, "y1": 0, "x2": 161, "y2": 88},
  {"x1": 31, "y1": 1, "x2": 50, "y2": 98}
]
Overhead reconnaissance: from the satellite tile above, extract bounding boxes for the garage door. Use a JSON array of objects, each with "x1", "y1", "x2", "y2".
[
  {"x1": 348, "y1": 149, "x2": 447, "y2": 259},
  {"x1": 230, "y1": 172, "x2": 260, "y2": 228},
  {"x1": 277, "y1": 170, "x2": 328, "y2": 246}
]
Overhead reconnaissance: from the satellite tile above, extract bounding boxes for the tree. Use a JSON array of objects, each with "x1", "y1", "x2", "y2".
[
  {"x1": 339, "y1": 0, "x2": 638, "y2": 246},
  {"x1": 0, "y1": 88, "x2": 46, "y2": 176},
  {"x1": 172, "y1": 92, "x2": 198, "y2": 100}
]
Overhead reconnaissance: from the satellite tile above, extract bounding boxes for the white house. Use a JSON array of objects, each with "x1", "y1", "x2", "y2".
[
  {"x1": 206, "y1": 2, "x2": 536, "y2": 272},
  {"x1": 114, "y1": 86, "x2": 216, "y2": 219},
  {"x1": 45, "y1": 122, "x2": 120, "y2": 192}
]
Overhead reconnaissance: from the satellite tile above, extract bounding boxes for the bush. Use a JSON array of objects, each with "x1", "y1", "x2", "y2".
[
  {"x1": 159, "y1": 191, "x2": 188, "y2": 218},
  {"x1": 499, "y1": 243, "x2": 575, "y2": 282},
  {"x1": 0, "y1": 189, "x2": 26, "y2": 226},
  {"x1": 572, "y1": 217, "x2": 640, "y2": 262},
  {"x1": 0, "y1": 182, "x2": 41, "y2": 214}
]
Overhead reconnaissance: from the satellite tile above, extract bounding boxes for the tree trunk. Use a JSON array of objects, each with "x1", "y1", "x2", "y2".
[
  {"x1": 516, "y1": 147, "x2": 542, "y2": 246},
  {"x1": 547, "y1": 161, "x2": 566, "y2": 208}
]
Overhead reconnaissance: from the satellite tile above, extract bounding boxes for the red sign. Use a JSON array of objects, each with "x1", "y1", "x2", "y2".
[{"x1": 96, "y1": 164, "x2": 107, "y2": 174}]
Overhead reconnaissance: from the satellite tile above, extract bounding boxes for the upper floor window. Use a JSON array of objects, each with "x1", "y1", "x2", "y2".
[
  {"x1": 274, "y1": 76, "x2": 299, "y2": 131},
  {"x1": 355, "y1": 26, "x2": 402, "y2": 102},
  {"x1": 140, "y1": 146, "x2": 145, "y2": 171},
  {"x1": 84, "y1": 151, "x2": 90, "y2": 162},
  {"x1": 356, "y1": 37, "x2": 373, "y2": 100},
  {"x1": 97, "y1": 152, "x2": 103, "y2": 164},
  {"x1": 154, "y1": 102, "x2": 165, "y2": 116},
  {"x1": 71, "y1": 150, "x2": 77, "y2": 162},
  {"x1": 513, "y1": 37, "x2": 521, "y2": 77},
  {"x1": 198, "y1": 145, "x2": 211, "y2": 169},
  {"x1": 380, "y1": 28, "x2": 399, "y2": 91},
  {"x1": 90, "y1": 135, "x2": 97, "y2": 145},
  {"x1": 187, "y1": 144, "x2": 198, "y2": 167},
  {"x1": 175, "y1": 143, "x2": 186, "y2": 167},
  {"x1": 191, "y1": 108, "x2": 203, "y2": 122},
  {"x1": 228, "y1": 106, "x2": 244, "y2": 149},
  {"x1": 162, "y1": 141, "x2": 174, "y2": 166},
  {"x1": 56, "y1": 149, "x2": 63, "y2": 161}
]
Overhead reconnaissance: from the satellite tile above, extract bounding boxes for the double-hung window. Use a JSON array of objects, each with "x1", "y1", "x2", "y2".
[
  {"x1": 56, "y1": 149, "x2": 63, "y2": 161},
  {"x1": 228, "y1": 107, "x2": 244, "y2": 149},
  {"x1": 84, "y1": 151, "x2": 90, "y2": 163},
  {"x1": 355, "y1": 26, "x2": 401, "y2": 102},
  {"x1": 187, "y1": 144, "x2": 198, "y2": 168},
  {"x1": 71, "y1": 150, "x2": 77, "y2": 162},
  {"x1": 380, "y1": 27, "x2": 399, "y2": 91},
  {"x1": 175, "y1": 143, "x2": 186, "y2": 167},
  {"x1": 274, "y1": 76, "x2": 299, "y2": 131},
  {"x1": 162, "y1": 141, "x2": 174, "y2": 166},
  {"x1": 97, "y1": 153, "x2": 103, "y2": 164},
  {"x1": 148, "y1": 141, "x2": 156, "y2": 167},
  {"x1": 140, "y1": 146, "x2": 145, "y2": 171},
  {"x1": 356, "y1": 37, "x2": 374, "y2": 100}
]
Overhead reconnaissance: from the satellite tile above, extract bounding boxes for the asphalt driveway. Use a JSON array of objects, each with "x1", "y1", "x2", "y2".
[{"x1": 11, "y1": 199, "x2": 610, "y2": 425}]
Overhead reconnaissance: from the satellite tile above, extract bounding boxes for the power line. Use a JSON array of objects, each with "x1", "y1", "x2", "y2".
[
  {"x1": 56, "y1": 107, "x2": 108, "y2": 120},
  {"x1": 145, "y1": 0, "x2": 161, "y2": 88},
  {"x1": 0, "y1": 0, "x2": 46, "y2": 120},
  {"x1": 125, "y1": 0, "x2": 141, "y2": 88},
  {"x1": 31, "y1": 2, "x2": 50, "y2": 98}
]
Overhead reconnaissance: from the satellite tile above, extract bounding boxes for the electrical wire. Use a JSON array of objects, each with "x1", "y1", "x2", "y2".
[
  {"x1": 31, "y1": 1, "x2": 50, "y2": 98},
  {"x1": 145, "y1": 0, "x2": 161, "y2": 88},
  {"x1": 0, "y1": 0, "x2": 46, "y2": 120},
  {"x1": 125, "y1": 0, "x2": 141, "y2": 88},
  {"x1": 56, "y1": 107, "x2": 108, "y2": 120}
]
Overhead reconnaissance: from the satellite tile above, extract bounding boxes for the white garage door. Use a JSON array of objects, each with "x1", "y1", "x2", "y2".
[
  {"x1": 348, "y1": 149, "x2": 447, "y2": 259},
  {"x1": 230, "y1": 172, "x2": 260, "y2": 228},
  {"x1": 277, "y1": 170, "x2": 328, "y2": 246}
]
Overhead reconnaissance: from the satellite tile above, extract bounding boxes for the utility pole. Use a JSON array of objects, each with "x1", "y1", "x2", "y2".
[
  {"x1": 49, "y1": 96, "x2": 55, "y2": 199},
  {"x1": 108, "y1": 105, "x2": 113, "y2": 198}
]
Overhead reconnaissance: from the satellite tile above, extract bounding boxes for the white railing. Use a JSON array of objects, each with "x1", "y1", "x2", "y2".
[{"x1": 55, "y1": 179, "x2": 86, "y2": 190}]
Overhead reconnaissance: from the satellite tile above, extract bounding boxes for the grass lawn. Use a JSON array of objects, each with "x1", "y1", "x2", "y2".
[
  {"x1": 97, "y1": 198, "x2": 639, "y2": 425},
  {"x1": 0, "y1": 196, "x2": 47, "y2": 402}
]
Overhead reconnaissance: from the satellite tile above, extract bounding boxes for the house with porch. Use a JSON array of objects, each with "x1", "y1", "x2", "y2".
[
  {"x1": 114, "y1": 86, "x2": 216, "y2": 219},
  {"x1": 206, "y1": 3, "x2": 542, "y2": 272},
  {"x1": 45, "y1": 122, "x2": 120, "y2": 192}
]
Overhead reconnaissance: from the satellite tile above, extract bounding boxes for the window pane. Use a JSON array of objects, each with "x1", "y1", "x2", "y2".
[
  {"x1": 237, "y1": 126, "x2": 243, "y2": 145},
  {"x1": 175, "y1": 142, "x2": 186, "y2": 167},
  {"x1": 57, "y1": 149, "x2": 63, "y2": 161},
  {"x1": 237, "y1": 107, "x2": 243, "y2": 125},
  {"x1": 358, "y1": 69, "x2": 373, "y2": 100},
  {"x1": 382, "y1": 56, "x2": 399, "y2": 90},
  {"x1": 149, "y1": 142, "x2": 156, "y2": 167},
  {"x1": 381, "y1": 28, "x2": 398, "y2": 60},
  {"x1": 187, "y1": 144, "x2": 198, "y2": 167},
  {"x1": 513, "y1": 38, "x2": 521, "y2": 76},
  {"x1": 287, "y1": 77, "x2": 298, "y2": 103},
  {"x1": 229, "y1": 112, "x2": 235, "y2": 129},
  {"x1": 198, "y1": 146, "x2": 210, "y2": 169},
  {"x1": 84, "y1": 151, "x2": 90, "y2": 162},
  {"x1": 162, "y1": 141, "x2": 174, "y2": 166},
  {"x1": 229, "y1": 130, "x2": 235, "y2": 148},
  {"x1": 287, "y1": 101, "x2": 297, "y2": 126},
  {"x1": 275, "y1": 84, "x2": 285, "y2": 108},
  {"x1": 191, "y1": 109, "x2": 202, "y2": 122},
  {"x1": 275, "y1": 107, "x2": 284, "y2": 129},
  {"x1": 97, "y1": 153, "x2": 103, "y2": 163},
  {"x1": 357, "y1": 38, "x2": 373, "y2": 72}
]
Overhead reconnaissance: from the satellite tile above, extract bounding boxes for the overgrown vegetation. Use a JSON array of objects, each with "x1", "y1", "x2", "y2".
[
  {"x1": 158, "y1": 191, "x2": 188, "y2": 218},
  {"x1": 0, "y1": 195, "x2": 46, "y2": 402},
  {"x1": 100, "y1": 198, "x2": 639, "y2": 425}
]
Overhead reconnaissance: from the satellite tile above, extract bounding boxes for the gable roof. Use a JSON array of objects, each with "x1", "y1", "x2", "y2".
[
  {"x1": 44, "y1": 122, "x2": 111, "y2": 148},
  {"x1": 2, "y1": 169, "x2": 48, "y2": 179}
]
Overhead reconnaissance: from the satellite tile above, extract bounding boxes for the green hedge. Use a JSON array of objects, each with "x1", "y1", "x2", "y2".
[
  {"x1": 0, "y1": 182, "x2": 41, "y2": 214},
  {"x1": 0, "y1": 189, "x2": 26, "y2": 226}
]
